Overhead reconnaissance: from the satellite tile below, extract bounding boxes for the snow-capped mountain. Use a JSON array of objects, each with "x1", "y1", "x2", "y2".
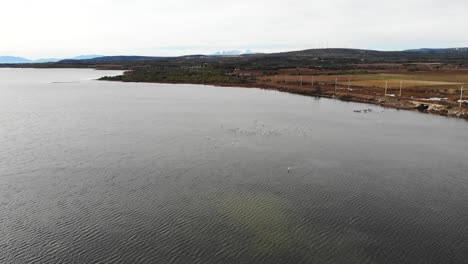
[{"x1": 210, "y1": 50, "x2": 256, "y2": 56}]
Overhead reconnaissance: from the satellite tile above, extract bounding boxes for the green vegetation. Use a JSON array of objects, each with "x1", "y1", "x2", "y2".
[{"x1": 100, "y1": 66, "x2": 255, "y2": 84}]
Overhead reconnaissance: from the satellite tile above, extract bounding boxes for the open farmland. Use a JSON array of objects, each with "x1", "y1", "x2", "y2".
[{"x1": 257, "y1": 71, "x2": 467, "y2": 109}]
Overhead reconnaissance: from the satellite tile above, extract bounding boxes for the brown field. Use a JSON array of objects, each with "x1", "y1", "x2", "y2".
[
  {"x1": 257, "y1": 72, "x2": 467, "y2": 109},
  {"x1": 259, "y1": 73, "x2": 468, "y2": 85},
  {"x1": 347, "y1": 80, "x2": 460, "y2": 88}
]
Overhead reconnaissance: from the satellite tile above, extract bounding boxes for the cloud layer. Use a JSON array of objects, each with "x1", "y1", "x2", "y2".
[{"x1": 2, "y1": 0, "x2": 467, "y2": 58}]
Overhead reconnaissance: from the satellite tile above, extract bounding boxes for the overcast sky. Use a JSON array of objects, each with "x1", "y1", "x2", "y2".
[{"x1": 1, "y1": 0, "x2": 467, "y2": 59}]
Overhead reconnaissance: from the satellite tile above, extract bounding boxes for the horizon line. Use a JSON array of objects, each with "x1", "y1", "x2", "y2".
[{"x1": 2, "y1": 46, "x2": 468, "y2": 61}]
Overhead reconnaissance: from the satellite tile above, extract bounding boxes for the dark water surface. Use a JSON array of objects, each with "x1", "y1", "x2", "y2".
[{"x1": 1, "y1": 69, "x2": 467, "y2": 264}]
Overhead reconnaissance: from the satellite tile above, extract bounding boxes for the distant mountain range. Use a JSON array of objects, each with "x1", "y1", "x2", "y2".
[
  {"x1": 404, "y1": 47, "x2": 468, "y2": 53},
  {"x1": 0, "y1": 51, "x2": 260, "y2": 64},
  {"x1": 58, "y1": 56, "x2": 167, "y2": 64},
  {"x1": 210, "y1": 50, "x2": 256, "y2": 56},
  {"x1": 0, "y1": 56, "x2": 33, "y2": 64},
  {"x1": 0, "y1": 55, "x2": 103, "y2": 64},
  {"x1": 2, "y1": 47, "x2": 468, "y2": 66}
]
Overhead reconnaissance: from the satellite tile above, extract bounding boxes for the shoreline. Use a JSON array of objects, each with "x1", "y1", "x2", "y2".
[{"x1": 100, "y1": 79, "x2": 468, "y2": 121}]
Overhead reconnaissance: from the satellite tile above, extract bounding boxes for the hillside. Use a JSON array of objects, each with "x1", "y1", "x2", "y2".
[
  {"x1": 0, "y1": 55, "x2": 103, "y2": 64},
  {"x1": 2, "y1": 48, "x2": 468, "y2": 70},
  {"x1": 63, "y1": 48, "x2": 468, "y2": 69}
]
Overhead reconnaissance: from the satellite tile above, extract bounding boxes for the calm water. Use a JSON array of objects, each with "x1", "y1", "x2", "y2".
[{"x1": 1, "y1": 69, "x2": 467, "y2": 264}]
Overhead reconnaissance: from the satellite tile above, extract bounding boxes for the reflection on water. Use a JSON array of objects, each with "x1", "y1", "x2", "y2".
[{"x1": 0, "y1": 69, "x2": 467, "y2": 264}]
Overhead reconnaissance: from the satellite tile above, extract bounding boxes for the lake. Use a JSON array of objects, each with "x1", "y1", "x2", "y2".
[{"x1": 1, "y1": 69, "x2": 467, "y2": 264}]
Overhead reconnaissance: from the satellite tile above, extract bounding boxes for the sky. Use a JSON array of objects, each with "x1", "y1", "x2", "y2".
[{"x1": 1, "y1": 0, "x2": 467, "y2": 59}]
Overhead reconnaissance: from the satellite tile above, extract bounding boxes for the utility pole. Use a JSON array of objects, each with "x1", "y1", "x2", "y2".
[
  {"x1": 311, "y1": 76, "x2": 314, "y2": 89},
  {"x1": 335, "y1": 77, "x2": 338, "y2": 93},
  {"x1": 348, "y1": 77, "x2": 351, "y2": 90},
  {"x1": 460, "y1": 86, "x2": 464, "y2": 108},
  {"x1": 384, "y1": 81, "x2": 388, "y2": 97},
  {"x1": 300, "y1": 75, "x2": 303, "y2": 87},
  {"x1": 399, "y1": 80, "x2": 403, "y2": 97}
]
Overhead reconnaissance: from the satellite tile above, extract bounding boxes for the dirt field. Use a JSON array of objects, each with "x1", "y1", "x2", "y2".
[{"x1": 257, "y1": 72, "x2": 467, "y2": 110}]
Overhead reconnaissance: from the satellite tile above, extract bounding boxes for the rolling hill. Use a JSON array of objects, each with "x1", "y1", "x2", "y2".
[{"x1": 2, "y1": 48, "x2": 468, "y2": 70}]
